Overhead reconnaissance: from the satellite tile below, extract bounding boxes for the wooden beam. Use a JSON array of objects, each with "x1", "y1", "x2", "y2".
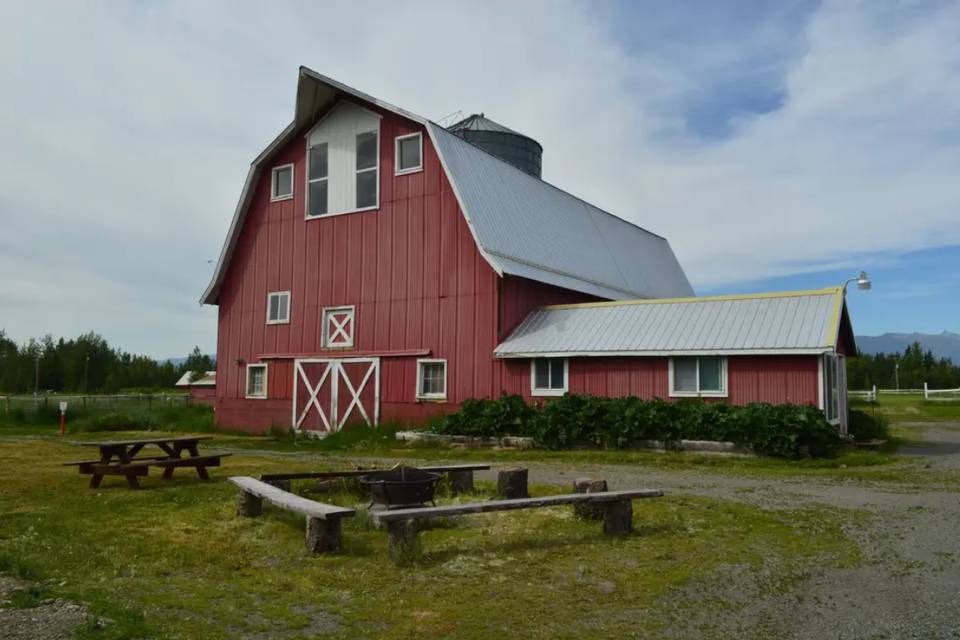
[
  {"x1": 228, "y1": 476, "x2": 355, "y2": 520},
  {"x1": 371, "y1": 489, "x2": 663, "y2": 525}
]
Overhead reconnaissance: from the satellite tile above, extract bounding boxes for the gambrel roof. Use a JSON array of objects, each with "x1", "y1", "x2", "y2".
[
  {"x1": 201, "y1": 67, "x2": 692, "y2": 304},
  {"x1": 495, "y1": 288, "x2": 857, "y2": 358}
]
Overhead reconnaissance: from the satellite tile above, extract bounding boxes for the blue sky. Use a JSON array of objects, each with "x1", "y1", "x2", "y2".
[{"x1": 0, "y1": 1, "x2": 958, "y2": 357}]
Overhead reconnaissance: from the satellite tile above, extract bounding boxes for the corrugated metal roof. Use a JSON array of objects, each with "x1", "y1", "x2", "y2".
[
  {"x1": 429, "y1": 123, "x2": 693, "y2": 300},
  {"x1": 494, "y1": 289, "x2": 847, "y2": 357},
  {"x1": 447, "y1": 113, "x2": 527, "y2": 136},
  {"x1": 175, "y1": 371, "x2": 216, "y2": 387}
]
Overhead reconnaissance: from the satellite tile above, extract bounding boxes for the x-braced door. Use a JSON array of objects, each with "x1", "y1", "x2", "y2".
[{"x1": 292, "y1": 358, "x2": 380, "y2": 433}]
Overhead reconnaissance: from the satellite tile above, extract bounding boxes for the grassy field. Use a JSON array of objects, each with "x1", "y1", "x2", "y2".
[
  {"x1": 0, "y1": 438, "x2": 863, "y2": 639},
  {"x1": 1, "y1": 395, "x2": 958, "y2": 638}
]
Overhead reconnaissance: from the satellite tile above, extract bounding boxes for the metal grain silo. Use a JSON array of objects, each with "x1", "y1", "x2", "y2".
[{"x1": 447, "y1": 114, "x2": 543, "y2": 178}]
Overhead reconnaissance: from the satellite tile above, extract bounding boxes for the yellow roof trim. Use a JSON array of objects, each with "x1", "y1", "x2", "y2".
[
  {"x1": 827, "y1": 288, "x2": 845, "y2": 349},
  {"x1": 543, "y1": 287, "x2": 844, "y2": 311}
]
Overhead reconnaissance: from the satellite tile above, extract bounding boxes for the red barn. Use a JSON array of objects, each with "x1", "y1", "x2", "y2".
[{"x1": 202, "y1": 68, "x2": 856, "y2": 435}]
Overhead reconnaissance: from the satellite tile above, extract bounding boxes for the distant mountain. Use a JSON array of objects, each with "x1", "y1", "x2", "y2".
[{"x1": 856, "y1": 331, "x2": 960, "y2": 362}]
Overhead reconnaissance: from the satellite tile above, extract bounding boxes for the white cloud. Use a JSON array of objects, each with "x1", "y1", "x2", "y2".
[{"x1": 0, "y1": 0, "x2": 957, "y2": 356}]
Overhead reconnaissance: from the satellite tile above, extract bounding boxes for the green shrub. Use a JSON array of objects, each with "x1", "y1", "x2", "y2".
[
  {"x1": 430, "y1": 395, "x2": 537, "y2": 439},
  {"x1": 428, "y1": 394, "x2": 840, "y2": 458},
  {"x1": 848, "y1": 409, "x2": 889, "y2": 442}
]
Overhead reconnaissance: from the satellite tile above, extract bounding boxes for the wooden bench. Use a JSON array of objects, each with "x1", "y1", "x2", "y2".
[
  {"x1": 259, "y1": 463, "x2": 490, "y2": 494},
  {"x1": 370, "y1": 489, "x2": 664, "y2": 556},
  {"x1": 228, "y1": 476, "x2": 356, "y2": 553}
]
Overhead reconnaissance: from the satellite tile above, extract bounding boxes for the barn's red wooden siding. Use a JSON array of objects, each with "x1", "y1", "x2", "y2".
[
  {"x1": 499, "y1": 355, "x2": 820, "y2": 407},
  {"x1": 213, "y1": 98, "x2": 824, "y2": 431},
  {"x1": 215, "y1": 102, "x2": 502, "y2": 430},
  {"x1": 498, "y1": 276, "x2": 600, "y2": 340}
]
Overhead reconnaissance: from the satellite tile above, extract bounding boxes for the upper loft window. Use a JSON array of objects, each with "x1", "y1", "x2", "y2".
[
  {"x1": 669, "y1": 356, "x2": 727, "y2": 397},
  {"x1": 304, "y1": 101, "x2": 381, "y2": 219},
  {"x1": 395, "y1": 132, "x2": 423, "y2": 175},
  {"x1": 356, "y1": 131, "x2": 379, "y2": 209},
  {"x1": 266, "y1": 291, "x2": 290, "y2": 325},
  {"x1": 271, "y1": 164, "x2": 294, "y2": 201},
  {"x1": 531, "y1": 358, "x2": 568, "y2": 397},
  {"x1": 307, "y1": 143, "x2": 328, "y2": 217}
]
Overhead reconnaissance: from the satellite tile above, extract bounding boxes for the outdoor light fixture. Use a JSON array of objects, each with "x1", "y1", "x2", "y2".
[{"x1": 843, "y1": 271, "x2": 871, "y2": 293}]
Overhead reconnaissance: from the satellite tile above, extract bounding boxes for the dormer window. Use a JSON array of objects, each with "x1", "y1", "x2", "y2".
[
  {"x1": 395, "y1": 132, "x2": 422, "y2": 175},
  {"x1": 307, "y1": 143, "x2": 328, "y2": 217},
  {"x1": 355, "y1": 131, "x2": 379, "y2": 209},
  {"x1": 304, "y1": 101, "x2": 380, "y2": 218},
  {"x1": 271, "y1": 164, "x2": 294, "y2": 201}
]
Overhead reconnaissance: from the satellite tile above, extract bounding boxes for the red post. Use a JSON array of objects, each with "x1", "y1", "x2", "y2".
[{"x1": 60, "y1": 412, "x2": 66, "y2": 435}]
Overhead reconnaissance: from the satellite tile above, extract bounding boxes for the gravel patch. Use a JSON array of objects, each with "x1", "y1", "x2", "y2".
[{"x1": 0, "y1": 577, "x2": 88, "y2": 640}]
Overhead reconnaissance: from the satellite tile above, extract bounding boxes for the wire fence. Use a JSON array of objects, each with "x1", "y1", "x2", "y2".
[{"x1": 0, "y1": 393, "x2": 193, "y2": 416}]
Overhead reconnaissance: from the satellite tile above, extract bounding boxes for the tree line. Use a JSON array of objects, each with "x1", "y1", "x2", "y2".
[
  {"x1": 847, "y1": 342, "x2": 960, "y2": 391},
  {"x1": 0, "y1": 331, "x2": 214, "y2": 394}
]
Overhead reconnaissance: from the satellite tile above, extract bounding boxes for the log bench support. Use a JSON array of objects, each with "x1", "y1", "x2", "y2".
[
  {"x1": 229, "y1": 476, "x2": 355, "y2": 554},
  {"x1": 497, "y1": 467, "x2": 529, "y2": 499},
  {"x1": 447, "y1": 469, "x2": 474, "y2": 495},
  {"x1": 371, "y1": 487, "x2": 662, "y2": 559}
]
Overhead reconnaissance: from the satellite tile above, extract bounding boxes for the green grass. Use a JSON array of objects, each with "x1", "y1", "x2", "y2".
[
  {"x1": 0, "y1": 439, "x2": 867, "y2": 639},
  {"x1": 852, "y1": 393, "x2": 960, "y2": 424}
]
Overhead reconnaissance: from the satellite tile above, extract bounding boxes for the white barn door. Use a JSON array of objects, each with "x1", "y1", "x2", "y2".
[{"x1": 293, "y1": 358, "x2": 380, "y2": 433}]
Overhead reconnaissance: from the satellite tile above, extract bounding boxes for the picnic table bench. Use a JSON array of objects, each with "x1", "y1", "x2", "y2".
[
  {"x1": 64, "y1": 436, "x2": 230, "y2": 489},
  {"x1": 370, "y1": 489, "x2": 664, "y2": 556},
  {"x1": 229, "y1": 477, "x2": 356, "y2": 553},
  {"x1": 259, "y1": 463, "x2": 490, "y2": 494}
]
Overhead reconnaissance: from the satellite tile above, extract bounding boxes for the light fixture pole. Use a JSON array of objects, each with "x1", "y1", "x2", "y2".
[
  {"x1": 842, "y1": 271, "x2": 871, "y2": 294},
  {"x1": 33, "y1": 354, "x2": 40, "y2": 398}
]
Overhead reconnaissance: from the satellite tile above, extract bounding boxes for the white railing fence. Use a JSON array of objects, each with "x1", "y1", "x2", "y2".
[
  {"x1": 849, "y1": 386, "x2": 878, "y2": 402},
  {"x1": 924, "y1": 383, "x2": 960, "y2": 401}
]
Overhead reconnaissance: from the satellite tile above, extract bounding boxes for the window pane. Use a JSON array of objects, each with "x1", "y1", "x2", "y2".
[
  {"x1": 248, "y1": 367, "x2": 263, "y2": 396},
  {"x1": 278, "y1": 294, "x2": 288, "y2": 321},
  {"x1": 309, "y1": 144, "x2": 328, "y2": 180},
  {"x1": 269, "y1": 294, "x2": 280, "y2": 321},
  {"x1": 550, "y1": 359, "x2": 565, "y2": 389},
  {"x1": 398, "y1": 135, "x2": 421, "y2": 170},
  {"x1": 356, "y1": 131, "x2": 378, "y2": 170},
  {"x1": 274, "y1": 167, "x2": 292, "y2": 197},
  {"x1": 673, "y1": 358, "x2": 697, "y2": 392},
  {"x1": 533, "y1": 359, "x2": 549, "y2": 389},
  {"x1": 698, "y1": 357, "x2": 722, "y2": 392},
  {"x1": 309, "y1": 179, "x2": 328, "y2": 216},
  {"x1": 356, "y1": 170, "x2": 377, "y2": 208},
  {"x1": 421, "y1": 362, "x2": 445, "y2": 396}
]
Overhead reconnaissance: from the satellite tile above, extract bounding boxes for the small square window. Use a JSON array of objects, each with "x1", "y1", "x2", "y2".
[
  {"x1": 266, "y1": 291, "x2": 290, "y2": 324},
  {"x1": 323, "y1": 306, "x2": 355, "y2": 348},
  {"x1": 531, "y1": 358, "x2": 568, "y2": 396},
  {"x1": 271, "y1": 164, "x2": 294, "y2": 201},
  {"x1": 246, "y1": 364, "x2": 268, "y2": 399},
  {"x1": 417, "y1": 359, "x2": 447, "y2": 400},
  {"x1": 395, "y1": 132, "x2": 422, "y2": 175}
]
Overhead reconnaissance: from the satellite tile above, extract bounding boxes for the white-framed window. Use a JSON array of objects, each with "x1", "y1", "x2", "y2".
[
  {"x1": 246, "y1": 363, "x2": 268, "y2": 399},
  {"x1": 669, "y1": 356, "x2": 727, "y2": 397},
  {"x1": 270, "y1": 164, "x2": 294, "y2": 202},
  {"x1": 416, "y1": 359, "x2": 447, "y2": 400},
  {"x1": 323, "y1": 306, "x2": 355, "y2": 348},
  {"x1": 306, "y1": 142, "x2": 329, "y2": 217},
  {"x1": 266, "y1": 291, "x2": 290, "y2": 325},
  {"x1": 395, "y1": 132, "x2": 423, "y2": 175},
  {"x1": 531, "y1": 358, "x2": 568, "y2": 396},
  {"x1": 355, "y1": 130, "x2": 379, "y2": 209},
  {"x1": 823, "y1": 353, "x2": 841, "y2": 423}
]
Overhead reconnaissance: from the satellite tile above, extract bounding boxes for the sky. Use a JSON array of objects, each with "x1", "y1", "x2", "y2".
[{"x1": 1, "y1": 0, "x2": 958, "y2": 359}]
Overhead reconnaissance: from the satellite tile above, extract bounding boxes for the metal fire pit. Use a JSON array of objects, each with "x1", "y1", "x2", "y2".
[{"x1": 360, "y1": 466, "x2": 441, "y2": 510}]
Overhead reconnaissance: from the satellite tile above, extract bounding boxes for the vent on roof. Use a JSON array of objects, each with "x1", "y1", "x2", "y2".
[{"x1": 447, "y1": 114, "x2": 543, "y2": 178}]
